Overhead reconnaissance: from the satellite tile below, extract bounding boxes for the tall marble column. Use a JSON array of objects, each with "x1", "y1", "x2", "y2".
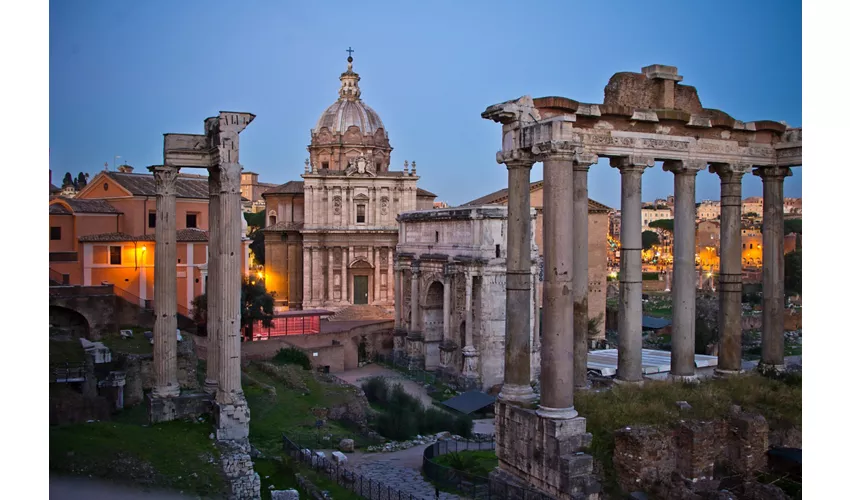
[
  {"x1": 151, "y1": 165, "x2": 180, "y2": 398},
  {"x1": 305, "y1": 246, "x2": 313, "y2": 306},
  {"x1": 217, "y1": 161, "x2": 245, "y2": 404},
  {"x1": 538, "y1": 146, "x2": 577, "y2": 419},
  {"x1": 664, "y1": 160, "x2": 706, "y2": 382},
  {"x1": 499, "y1": 156, "x2": 537, "y2": 405},
  {"x1": 464, "y1": 272, "x2": 474, "y2": 347},
  {"x1": 387, "y1": 247, "x2": 395, "y2": 304},
  {"x1": 410, "y1": 263, "x2": 421, "y2": 334},
  {"x1": 711, "y1": 163, "x2": 749, "y2": 375},
  {"x1": 374, "y1": 247, "x2": 381, "y2": 303},
  {"x1": 754, "y1": 166, "x2": 792, "y2": 371},
  {"x1": 204, "y1": 167, "x2": 221, "y2": 394},
  {"x1": 328, "y1": 247, "x2": 335, "y2": 303},
  {"x1": 611, "y1": 156, "x2": 655, "y2": 384},
  {"x1": 342, "y1": 248, "x2": 348, "y2": 303},
  {"x1": 442, "y1": 274, "x2": 451, "y2": 340},
  {"x1": 461, "y1": 271, "x2": 478, "y2": 383},
  {"x1": 572, "y1": 153, "x2": 597, "y2": 391},
  {"x1": 394, "y1": 268, "x2": 402, "y2": 329}
]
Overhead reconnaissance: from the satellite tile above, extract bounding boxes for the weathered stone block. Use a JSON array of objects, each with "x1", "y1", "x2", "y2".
[
  {"x1": 147, "y1": 392, "x2": 213, "y2": 424},
  {"x1": 215, "y1": 396, "x2": 251, "y2": 441}
]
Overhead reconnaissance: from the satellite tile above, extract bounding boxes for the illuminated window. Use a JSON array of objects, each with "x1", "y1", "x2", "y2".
[{"x1": 109, "y1": 246, "x2": 122, "y2": 265}]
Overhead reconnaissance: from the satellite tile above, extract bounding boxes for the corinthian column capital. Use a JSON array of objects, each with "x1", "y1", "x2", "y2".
[
  {"x1": 709, "y1": 162, "x2": 751, "y2": 181},
  {"x1": 610, "y1": 155, "x2": 655, "y2": 172},
  {"x1": 497, "y1": 149, "x2": 536, "y2": 169},
  {"x1": 149, "y1": 165, "x2": 180, "y2": 195},
  {"x1": 573, "y1": 151, "x2": 599, "y2": 171},
  {"x1": 663, "y1": 159, "x2": 707, "y2": 176},
  {"x1": 753, "y1": 165, "x2": 793, "y2": 180}
]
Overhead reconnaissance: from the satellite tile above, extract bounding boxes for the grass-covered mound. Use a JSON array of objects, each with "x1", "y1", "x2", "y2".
[{"x1": 362, "y1": 376, "x2": 473, "y2": 440}]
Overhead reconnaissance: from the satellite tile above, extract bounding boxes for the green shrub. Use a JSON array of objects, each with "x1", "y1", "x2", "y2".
[
  {"x1": 272, "y1": 347, "x2": 311, "y2": 370},
  {"x1": 362, "y1": 376, "x2": 391, "y2": 405},
  {"x1": 451, "y1": 413, "x2": 474, "y2": 438},
  {"x1": 642, "y1": 272, "x2": 660, "y2": 281}
]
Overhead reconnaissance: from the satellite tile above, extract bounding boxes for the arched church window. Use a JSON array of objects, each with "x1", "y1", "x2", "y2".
[{"x1": 269, "y1": 210, "x2": 277, "y2": 225}]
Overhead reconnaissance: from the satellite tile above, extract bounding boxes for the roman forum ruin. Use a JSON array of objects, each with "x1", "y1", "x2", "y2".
[
  {"x1": 148, "y1": 111, "x2": 255, "y2": 441},
  {"x1": 481, "y1": 65, "x2": 802, "y2": 497}
]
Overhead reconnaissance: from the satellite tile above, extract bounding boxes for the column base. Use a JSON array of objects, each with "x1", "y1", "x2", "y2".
[
  {"x1": 714, "y1": 368, "x2": 743, "y2": 378},
  {"x1": 536, "y1": 405, "x2": 579, "y2": 420},
  {"x1": 613, "y1": 377, "x2": 644, "y2": 387},
  {"x1": 152, "y1": 384, "x2": 181, "y2": 398},
  {"x1": 498, "y1": 383, "x2": 537, "y2": 406},
  {"x1": 757, "y1": 362, "x2": 786, "y2": 374},
  {"x1": 406, "y1": 355, "x2": 425, "y2": 371},
  {"x1": 203, "y1": 379, "x2": 218, "y2": 395},
  {"x1": 215, "y1": 394, "x2": 251, "y2": 441},
  {"x1": 669, "y1": 374, "x2": 700, "y2": 384}
]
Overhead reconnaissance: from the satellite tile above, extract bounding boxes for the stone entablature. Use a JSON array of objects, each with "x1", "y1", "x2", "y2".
[{"x1": 394, "y1": 206, "x2": 540, "y2": 391}]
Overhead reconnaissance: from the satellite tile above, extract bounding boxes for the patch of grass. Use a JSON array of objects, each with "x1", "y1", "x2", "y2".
[
  {"x1": 433, "y1": 450, "x2": 498, "y2": 477},
  {"x1": 575, "y1": 374, "x2": 802, "y2": 493},
  {"x1": 50, "y1": 339, "x2": 86, "y2": 364},
  {"x1": 50, "y1": 417, "x2": 223, "y2": 497},
  {"x1": 100, "y1": 327, "x2": 153, "y2": 355}
]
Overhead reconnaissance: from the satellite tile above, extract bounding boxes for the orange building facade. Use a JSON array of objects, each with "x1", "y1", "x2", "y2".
[{"x1": 49, "y1": 168, "x2": 249, "y2": 314}]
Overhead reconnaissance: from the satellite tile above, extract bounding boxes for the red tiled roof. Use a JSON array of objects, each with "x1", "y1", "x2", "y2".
[
  {"x1": 103, "y1": 171, "x2": 211, "y2": 199},
  {"x1": 79, "y1": 228, "x2": 209, "y2": 243},
  {"x1": 50, "y1": 197, "x2": 122, "y2": 214},
  {"x1": 263, "y1": 181, "x2": 304, "y2": 195}
]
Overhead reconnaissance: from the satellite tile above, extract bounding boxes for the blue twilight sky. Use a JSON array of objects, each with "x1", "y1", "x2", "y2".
[{"x1": 49, "y1": 0, "x2": 802, "y2": 209}]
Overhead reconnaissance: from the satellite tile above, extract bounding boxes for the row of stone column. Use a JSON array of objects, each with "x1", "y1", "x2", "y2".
[
  {"x1": 497, "y1": 146, "x2": 791, "y2": 419},
  {"x1": 150, "y1": 163, "x2": 244, "y2": 406},
  {"x1": 304, "y1": 246, "x2": 394, "y2": 304}
]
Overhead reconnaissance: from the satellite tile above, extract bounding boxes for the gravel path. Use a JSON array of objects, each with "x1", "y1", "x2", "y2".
[{"x1": 348, "y1": 460, "x2": 458, "y2": 500}]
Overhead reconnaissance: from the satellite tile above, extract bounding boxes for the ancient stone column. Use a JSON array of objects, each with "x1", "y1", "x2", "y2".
[
  {"x1": 572, "y1": 153, "x2": 597, "y2": 391},
  {"x1": 394, "y1": 268, "x2": 402, "y2": 329},
  {"x1": 387, "y1": 247, "x2": 395, "y2": 304},
  {"x1": 342, "y1": 248, "x2": 348, "y2": 303},
  {"x1": 304, "y1": 246, "x2": 312, "y2": 306},
  {"x1": 499, "y1": 156, "x2": 537, "y2": 404},
  {"x1": 711, "y1": 163, "x2": 749, "y2": 375},
  {"x1": 461, "y1": 271, "x2": 479, "y2": 384},
  {"x1": 217, "y1": 161, "x2": 245, "y2": 403},
  {"x1": 442, "y1": 273, "x2": 451, "y2": 341},
  {"x1": 464, "y1": 272, "x2": 474, "y2": 347},
  {"x1": 317, "y1": 247, "x2": 325, "y2": 304},
  {"x1": 538, "y1": 145, "x2": 577, "y2": 419},
  {"x1": 328, "y1": 247, "x2": 335, "y2": 303},
  {"x1": 410, "y1": 263, "x2": 421, "y2": 333},
  {"x1": 150, "y1": 165, "x2": 181, "y2": 398},
  {"x1": 204, "y1": 167, "x2": 221, "y2": 394},
  {"x1": 664, "y1": 160, "x2": 706, "y2": 382},
  {"x1": 374, "y1": 247, "x2": 381, "y2": 303},
  {"x1": 611, "y1": 156, "x2": 655, "y2": 384},
  {"x1": 754, "y1": 166, "x2": 792, "y2": 371}
]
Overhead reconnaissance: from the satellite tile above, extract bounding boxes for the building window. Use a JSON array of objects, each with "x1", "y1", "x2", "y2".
[
  {"x1": 50, "y1": 226, "x2": 61, "y2": 240},
  {"x1": 435, "y1": 231, "x2": 439, "y2": 243},
  {"x1": 356, "y1": 204, "x2": 366, "y2": 223},
  {"x1": 186, "y1": 213, "x2": 198, "y2": 228},
  {"x1": 269, "y1": 215, "x2": 277, "y2": 225},
  {"x1": 322, "y1": 161, "x2": 329, "y2": 170},
  {"x1": 496, "y1": 244, "x2": 501, "y2": 258},
  {"x1": 148, "y1": 211, "x2": 156, "y2": 228},
  {"x1": 109, "y1": 246, "x2": 122, "y2": 265},
  {"x1": 376, "y1": 162, "x2": 382, "y2": 171}
]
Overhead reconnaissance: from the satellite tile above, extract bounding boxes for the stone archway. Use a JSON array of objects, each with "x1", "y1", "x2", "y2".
[
  {"x1": 423, "y1": 281, "x2": 444, "y2": 370},
  {"x1": 49, "y1": 305, "x2": 91, "y2": 339}
]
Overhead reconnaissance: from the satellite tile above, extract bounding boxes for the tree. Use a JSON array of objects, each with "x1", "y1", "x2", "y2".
[
  {"x1": 190, "y1": 278, "x2": 275, "y2": 339},
  {"x1": 244, "y1": 210, "x2": 266, "y2": 266},
  {"x1": 62, "y1": 172, "x2": 74, "y2": 188},
  {"x1": 784, "y1": 250, "x2": 802, "y2": 295},
  {"x1": 784, "y1": 219, "x2": 802, "y2": 236},
  {"x1": 642, "y1": 230, "x2": 660, "y2": 250},
  {"x1": 76, "y1": 172, "x2": 89, "y2": 189},
  {"x1": 648, "y1": 219, "x2": 674, "y2": 233}
]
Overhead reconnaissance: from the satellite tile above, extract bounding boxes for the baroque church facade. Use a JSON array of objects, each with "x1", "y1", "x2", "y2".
[{"x1": 263, "y1": 55, "x2": 436, "y2": 311}]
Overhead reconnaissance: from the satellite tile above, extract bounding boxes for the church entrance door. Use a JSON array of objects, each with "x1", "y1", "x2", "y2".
[{"x1": 353, "y1": 276, "x2": 369, "y2": 304}]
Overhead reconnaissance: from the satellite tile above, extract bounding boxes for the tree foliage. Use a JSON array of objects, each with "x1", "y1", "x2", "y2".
[
  {"x1": 784, "y1": 219, "x2": 802, "y2": 236},
  {"x1": 642, "y1": 230, "x2": 660, "y2": 250},
  {"x1": 244, "y1": 210, "x2": 266, "y2": 266},
  {"x1": 784, "y1": 250, "x2": 802, "y2": 295},
  {"x1": 76, "y1": 172, "x2": 89, "y2": 189},
  {"x1": 648, "y1": 219, "x2": 674, "y2": 233},
  {"x1": 62, "y1": 172, "x2": 74, "y2": 188},
  {"x1": 190, "y1": 278, "x2": 275, "y2": 337}
]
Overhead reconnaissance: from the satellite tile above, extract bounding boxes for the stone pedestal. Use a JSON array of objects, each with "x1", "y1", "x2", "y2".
[
  {"x1": 438, "y1": 340, "x2": 458, "y2": 372},
  {"x1": 460, "y1": 345, "x2": 481, "y2": 390},
  {"x1": 405, "y1": 333, "x2": 425, "y2": 370},
  {"x1": 215, "y1": 394, "x2": 252, "y2": 441},
  {"x1": 492, "y1": 401, "x2": 601, "y2": 499}
]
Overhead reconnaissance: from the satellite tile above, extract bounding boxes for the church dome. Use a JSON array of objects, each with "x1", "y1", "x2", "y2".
[
  {"x1": 307, "y1": 52, "x2": 393, "y2": 172},
  {"x1": 314, "y1": 99, "x2": 385, "y2": 136}
]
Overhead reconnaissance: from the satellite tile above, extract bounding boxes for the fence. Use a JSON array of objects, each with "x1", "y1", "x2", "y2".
[
  {"x1": 282, "y1": 433, "x2": 423, "y2": 500},
  {"x1": 422, "y1": 438, "x2": 496, "y2": 496}
]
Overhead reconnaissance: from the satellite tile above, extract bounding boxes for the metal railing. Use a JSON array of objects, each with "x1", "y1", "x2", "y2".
[
  {"x1": 422, "y1": 438, "x2": 497, "y2": 496},
  {"x1": 283, "y1": 433, "x2": 423, "y2": 500}
]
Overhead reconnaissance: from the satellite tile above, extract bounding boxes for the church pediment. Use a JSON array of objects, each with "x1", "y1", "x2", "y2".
[{"x1": 344, "y1": 155, "x2": 377, "y2": 177}]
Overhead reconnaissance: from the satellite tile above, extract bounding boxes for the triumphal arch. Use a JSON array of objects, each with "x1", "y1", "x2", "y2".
[{"x1": 482, "y1": 65, "x2": 801, "y2": 498}]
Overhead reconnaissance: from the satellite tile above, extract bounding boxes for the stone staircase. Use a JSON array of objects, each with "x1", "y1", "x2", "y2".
[{"x1": 328, "y1": 305, "x2": 393, "y2": 322}]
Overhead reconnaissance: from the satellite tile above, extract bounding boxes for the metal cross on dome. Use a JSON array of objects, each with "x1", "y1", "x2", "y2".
[{"x1": 346, "y1": 47, "x2": 354, "y2": 57}]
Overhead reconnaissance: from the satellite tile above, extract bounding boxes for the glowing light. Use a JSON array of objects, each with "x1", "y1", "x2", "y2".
[{"x1": 141, "y1": 245, "x2": 147, "y2": 251}]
